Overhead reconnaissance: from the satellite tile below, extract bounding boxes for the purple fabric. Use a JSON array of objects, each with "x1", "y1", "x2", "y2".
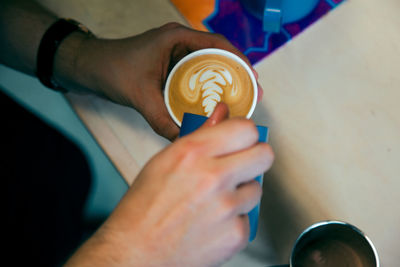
[{"x1": 203, "y1": 0, "x2": 345, "y2": 64}]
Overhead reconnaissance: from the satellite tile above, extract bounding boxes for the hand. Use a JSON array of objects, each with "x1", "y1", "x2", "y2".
[
  {"x1": 65, "y1": 103, "x2": 274, "y2": 267},
  {"x1": 55, "y1": 23, "x2": 263, "y2": 141}
]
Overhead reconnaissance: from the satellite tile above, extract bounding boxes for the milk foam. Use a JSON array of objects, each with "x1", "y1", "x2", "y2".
[
  {"x1": 167, "y1": 53, "x2": 254, "y2": 124},
  {"x1": 187, "y1": 64, "x2": 236, "y2": 116}
]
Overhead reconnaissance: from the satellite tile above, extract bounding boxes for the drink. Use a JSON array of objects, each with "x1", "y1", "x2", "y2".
[
  {"x1": 164, "y1": 49, "x2": 257, "y2": 126},
  {"x1": 290, "y1": 221, "x2": 379, "y2": 267},
  {"x1": 293, "y1": 237, "x2": 376, "y2": 267}
]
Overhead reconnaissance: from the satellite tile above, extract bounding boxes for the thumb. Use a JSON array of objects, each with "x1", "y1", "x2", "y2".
[
  {"x1": 177, "y1": 102, "x2": 229, "y2": 140},
  {"x1": 202, "y1": 102, "x2": 230, "y2": 128}
]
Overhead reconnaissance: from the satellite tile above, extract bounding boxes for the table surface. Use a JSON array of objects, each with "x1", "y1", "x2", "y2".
[{"x1": 40, "y1": 0, "x2": 400, "y2": 265}]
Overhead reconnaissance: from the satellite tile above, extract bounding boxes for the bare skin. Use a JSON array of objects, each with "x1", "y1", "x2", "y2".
[
  {"x1": 0, "y1": 1, "x2": 263, "y2": 140},
  {"x1": 1, "y1": 1, "x2": 274, "y2": 266},
  {"x1": 54, "y1": 23, "x2": 263, "y2": 140},
  {"x1": 65, "y1": 103, "x2": 274, "y2": 267}
]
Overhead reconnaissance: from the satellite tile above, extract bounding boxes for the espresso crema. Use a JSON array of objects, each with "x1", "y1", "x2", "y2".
[{"x1": 167, "y1": 54, "x2": 254, "y2": 124}]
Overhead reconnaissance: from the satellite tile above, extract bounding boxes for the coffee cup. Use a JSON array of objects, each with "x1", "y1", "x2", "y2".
[
  {"x1": 274, "y1": 221, "x2": 380, "y2": 267},
  {"x1": 164, "y1": 48, "x2": 258, "y2": 127}
]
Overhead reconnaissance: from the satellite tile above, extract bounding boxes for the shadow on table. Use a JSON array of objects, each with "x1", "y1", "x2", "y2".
[{"x1": 244, "y1": 104, "x2": 312, "y2": 265}]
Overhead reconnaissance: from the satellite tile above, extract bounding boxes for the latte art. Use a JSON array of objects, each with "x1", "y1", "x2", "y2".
[
  {"x1": 167, "y1": 53, "x2": 255, "y2": 125},
  {"x1": 186, "y1": 64, "x2": 237, "y2": 116}
]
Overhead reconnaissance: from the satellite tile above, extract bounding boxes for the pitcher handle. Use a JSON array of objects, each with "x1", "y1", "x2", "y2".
[{"x1": 263, "y1": 0, "x2": 283, "y2": 32}]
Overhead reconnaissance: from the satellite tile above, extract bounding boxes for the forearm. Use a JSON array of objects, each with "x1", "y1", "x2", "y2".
[
  {"x1": 65, "y1": 230, "x2": 118, "y2": 266},
  {"x1": 0, "y1": 0, "x2": 57, "y2": 75},
  {"x1": 64, "y1": 222, "x2": 147, "y2": 267},
  {"x1": 0, "y1": 0, "x2": 95, "y2": 94}
]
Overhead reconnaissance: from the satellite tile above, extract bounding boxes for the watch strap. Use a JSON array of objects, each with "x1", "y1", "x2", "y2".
[{"x1": 36, "y1": 18, "x2": 91, "y2": 92}]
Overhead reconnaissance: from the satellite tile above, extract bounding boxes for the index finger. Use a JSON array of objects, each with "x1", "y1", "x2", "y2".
[
  {"x1": 189, "y1": 117, "x2": 260, "y2": 158},
  {"x1": 201, "y1": 102, "x2": 230, "y2": 128}
]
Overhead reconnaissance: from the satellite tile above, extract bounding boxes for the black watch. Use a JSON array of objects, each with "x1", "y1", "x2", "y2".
[{"x1": 36, "y1": 18, "x2": 92, "y2": 92}]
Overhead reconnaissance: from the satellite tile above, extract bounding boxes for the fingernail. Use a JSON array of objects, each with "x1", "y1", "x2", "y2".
[
  {"x1": 206, "y1": 105, "x2": 219, "y2": 126},
  {"x1": 205, "y1": 102, "x2": 229, "y2": 126}
]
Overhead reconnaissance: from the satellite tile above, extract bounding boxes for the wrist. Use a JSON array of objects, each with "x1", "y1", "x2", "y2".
[
  {"x1": 65, "y1": 226, "x2": 123, "y2": 266},
  {"x1": 66, "y1": 221, "x2": 147, "y2": 266},
  {"x1": 52, "y1": 30, "x2": 98, "y2": 94}
]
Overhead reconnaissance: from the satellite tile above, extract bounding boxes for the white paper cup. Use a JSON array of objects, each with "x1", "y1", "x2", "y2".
[{"x1": 164, "y1": 48, "x2": 258, "y2": 127}]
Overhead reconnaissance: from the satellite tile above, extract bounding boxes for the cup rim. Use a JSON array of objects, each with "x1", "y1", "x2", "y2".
[
  {"x1": 164, "y1": 48, "x2": 258, "y2": 127},
  {"x1": 289, "y1": 220, "x2": 380, "y2": 267}
]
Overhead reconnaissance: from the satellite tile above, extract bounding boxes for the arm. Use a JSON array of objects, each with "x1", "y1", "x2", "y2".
[
  {"x1": 1, "y1": 2, "x2": 274, "y2": 266},
  {"x1": 0, "y1": 0, "x2": 56, "y2": 75},
  {"x1": 65, "y1": 103, "x2": 274, "y2": 266},
  {"x1": 0, "y1": 1, "x2": 262, "y2": 140},
  {"x1": 0, "y1": 0, "x2": 88, "y2": 94}
]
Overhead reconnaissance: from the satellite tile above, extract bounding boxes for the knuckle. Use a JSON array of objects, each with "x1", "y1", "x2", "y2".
[
  {"x1": 198, "y1": 172, "x2": 220, "y2": 193},
  {"x1": 219, "y1": 195, "x2": 237, "y2": 215},
  {"x1": 248, "y1": 180, "x2": 263, "y2": 200},
  {"x1": 248, "y1": 124, "x2": 259, "y2": 140},
  {"x1": 232, "y1": 119, "x2": 259, "y2": 141},
  {"x1": 160, "y1": 22, "x2": 183, "y2": 30},
  {"x1": 197, "y1": 166, "x2": 227, "y2": 194},
  {"x1": 174, "y1": 140, "x2": 228, "y2": 193},
  {"x1": 240, "y1": 118, "x2": 257, "y2": 131},
  {"x1": 170, "y1": 139, "x2": 204, "y2": 172},
  {"x1": 257, "y1": 143, "x2": 275, "y2": 167},
  {"x1": 177, "y1": 138, "x2": 203, "y2": 160},
  {"x1": 210, "y1": 164, "x2": 227, "y2": 180},
  {"x1": 170, "y1": 25, "x2": 189, "y2": 36}
]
